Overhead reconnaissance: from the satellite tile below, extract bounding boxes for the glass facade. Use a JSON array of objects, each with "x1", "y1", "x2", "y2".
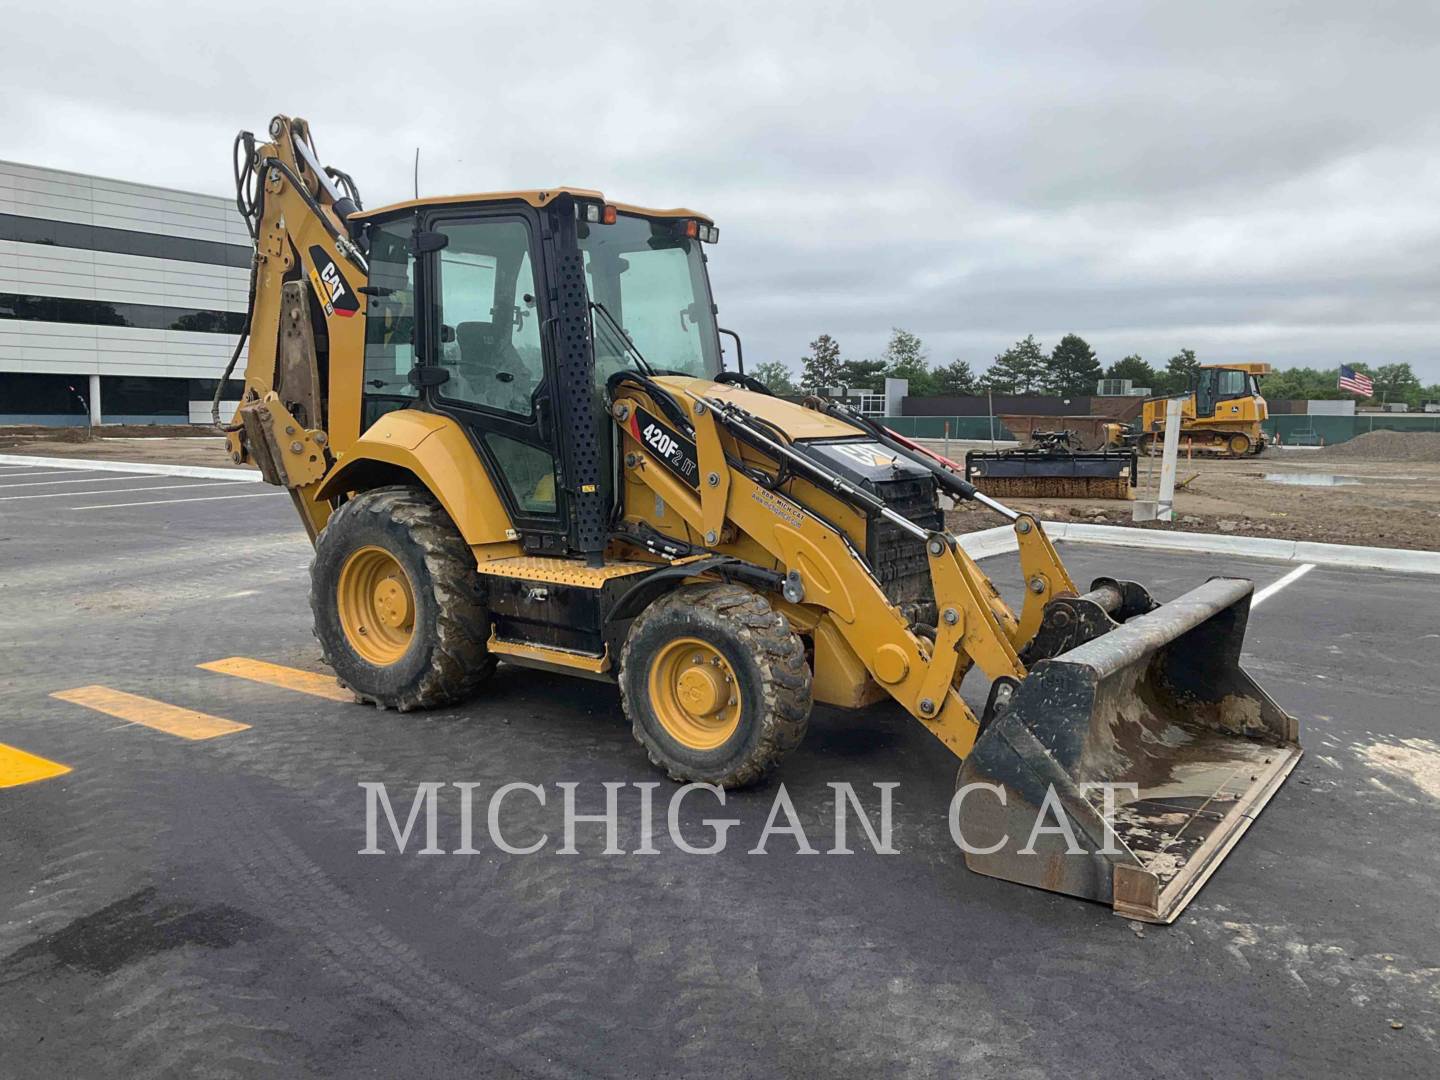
[
  {"x1": 0, "y1": 293, "x2": 246, "y2": 334},
  {"x1": 0, "y1": 373, "x2": 212, "y2": 420},
  {"x1": 0, "y1": 212, "x2": 251, "y2": 269}
]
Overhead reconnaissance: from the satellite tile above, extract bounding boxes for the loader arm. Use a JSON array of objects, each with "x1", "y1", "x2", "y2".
[{"x1": 612, "y1": 382, "x2": 1083, "y2": 757}]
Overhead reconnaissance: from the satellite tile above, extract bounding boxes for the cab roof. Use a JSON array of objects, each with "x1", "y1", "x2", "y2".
[
  {"x1": 1200, "y1": 362, "x2": 1273, "y2": 374},
  {"x1": 352, "y1": 187, "x2": 712, "y2": 224}
]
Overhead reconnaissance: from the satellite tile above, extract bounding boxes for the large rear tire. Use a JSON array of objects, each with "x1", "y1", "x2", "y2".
[
  {"x1": 311, "y1": 486, "x2": 495, "y2": 711},
  {"x1": 620, "y1": 583, "x2": 811, "y2": 788}
]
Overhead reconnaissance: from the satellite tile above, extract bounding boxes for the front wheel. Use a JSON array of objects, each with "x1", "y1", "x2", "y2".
[
  {"x1": 311, "y1": 486, "x2": 495, "y2": 710},
  {"x1": 620, "y1": 583, "x2": 811, "y2": 788}
]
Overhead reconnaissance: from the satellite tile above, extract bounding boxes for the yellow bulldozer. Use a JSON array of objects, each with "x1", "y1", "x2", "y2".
[
  {"x1": 218, "y1": 116, "x2": 1301, "y2": 923},
  {"x1": 1107, "y1": 363, "x2": 1273, "y2": 457}
]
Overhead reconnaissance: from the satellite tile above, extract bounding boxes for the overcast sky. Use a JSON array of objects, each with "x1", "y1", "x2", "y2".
[{"x1": 5, "y1": 0, "x2": 1438, "y2": 382}]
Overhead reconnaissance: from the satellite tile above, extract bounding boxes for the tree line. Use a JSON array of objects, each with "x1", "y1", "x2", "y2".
[{"x1": 749, "y1": 330, "x2": 1439, "y2": 406}]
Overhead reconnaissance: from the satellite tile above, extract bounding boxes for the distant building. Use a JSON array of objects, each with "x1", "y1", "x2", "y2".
[
  {"x1": 822, "y1": 384, "x2": 888, "y2": 417},
  {"x1": 1, "y1": 160, "x2": 249, "y2": 425},
  {"x1": 1305, "y1": 399, "x2": 1356, "y2": 416},
  {"x1": 1095, "y1": 378, "x2": 1150, "y2": 397}
]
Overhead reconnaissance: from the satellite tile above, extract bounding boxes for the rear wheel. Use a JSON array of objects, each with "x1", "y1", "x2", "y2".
[
  {"x1": 311, "y1": 486, "x2": 495, "y2": 710},
  {"x1": 620, "y1": 583, "x2": 811, "y2": 788},
  {"x1": 1226, "y1": 432, "x2": 1251, "y2": 456}
]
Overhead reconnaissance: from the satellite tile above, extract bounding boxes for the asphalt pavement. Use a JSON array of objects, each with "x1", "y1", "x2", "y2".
[{"x1": 1, "y1": 460, "x2": 1436, "y2": 1078}]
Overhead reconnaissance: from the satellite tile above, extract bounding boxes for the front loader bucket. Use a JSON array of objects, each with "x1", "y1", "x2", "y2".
[{"x1": 957, "y1": 578, "x2": 1300, "y2": 923}]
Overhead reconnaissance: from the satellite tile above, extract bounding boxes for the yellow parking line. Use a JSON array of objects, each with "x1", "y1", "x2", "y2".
[
  {"x1": 198, "y1": 657, "x2": 352, "y2": 703},
  {"x1": 50, "y1": 686, "x2": 250, "y2": 740},
  {"x1": 0, "y1": 744, "x2": 72, "y2": 788}
]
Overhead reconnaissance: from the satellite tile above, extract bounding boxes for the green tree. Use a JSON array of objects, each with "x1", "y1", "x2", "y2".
[
  {"x1": 981, "y1": 335, "x2": 1047, "y2": 394},
  {"x1": 800, "y1": 333, "x2": 843, "y2": 392},
  {"x1": 751, "y1": 361, "x2": 798, "y2": 395},
  {"x1": 838, "y1": 358, "x2": 889, "y2": 388},
  {"x1": 1103, "y1": 354, "x2": 1157, "y2": 389},
  {"x1": 1373, "y1": 362, "x2": 1421, "y2": 404},
  {"x1": 1158, "y1": 348, "x2": 1200, "y2": 394},
  {"x1": 933, "y1": 357, "x2": 979, "y2": 396},
  {"x1": 879, "y1": 327, "x2": 936, "y2": 396},
  {"x1": 1044, "y1": 333, "x2": 1103, "y2": 397}
]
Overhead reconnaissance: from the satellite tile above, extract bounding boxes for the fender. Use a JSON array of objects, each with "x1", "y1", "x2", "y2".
[{"x1": 316, "y1": 410, "x2": 514, "y2": 546}]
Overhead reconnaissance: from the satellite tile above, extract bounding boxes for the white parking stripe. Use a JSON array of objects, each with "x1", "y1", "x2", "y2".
[
  {"x1": 72, "y1": 491, "x2": 287, "y2": 511},
  {"x1": 0, "y1": 481, "x2": 247, "y2": 502},
  {"x1": 1251, "y1": 563, "x2": 1315, "y2": 608},
  {"x1": 0, "y1": 469, "x2": 114, "y2": 479},
  {"x1": 0, "y1": 474, "x2": 164, "y2": 490},
  {"x1": 0, "y1": 454, "x2": 260, "y2": 481}
]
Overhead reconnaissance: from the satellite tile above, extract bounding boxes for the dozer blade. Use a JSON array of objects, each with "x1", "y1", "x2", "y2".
[{"x1": 957, "y1": 577, "x2": 1300, "y2": 923}]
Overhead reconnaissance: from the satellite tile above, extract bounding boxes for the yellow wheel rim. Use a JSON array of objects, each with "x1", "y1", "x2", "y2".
[
  {"x1": 647, "y1": 637, "x2": 742, "y2": 751},
  {"x1": 1230, "y1": 434, "x2": 1250, "y2": 455},
  {"x1": 337, "y1": 546, "x2": 416, "y2": 666}
]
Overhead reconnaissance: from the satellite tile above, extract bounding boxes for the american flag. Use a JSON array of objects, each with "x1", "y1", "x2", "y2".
[{"x1": 1338, "y1": 365, "x2": 1373, "y2": 396}]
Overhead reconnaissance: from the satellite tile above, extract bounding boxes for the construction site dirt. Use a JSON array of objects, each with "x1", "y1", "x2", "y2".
[{"x1": 937, "y1": 433, "x2": 1440, "y2": 552}]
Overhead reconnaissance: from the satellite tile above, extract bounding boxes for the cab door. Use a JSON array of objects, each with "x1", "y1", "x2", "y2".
[
  {"x1": 1195, "y1": 369, "x2": 1218, "y2": 420},
  {"x1": 419, "y1": 209, "x2": 568, "y2": 552}
]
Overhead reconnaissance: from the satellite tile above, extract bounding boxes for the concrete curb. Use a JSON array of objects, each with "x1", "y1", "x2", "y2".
[
  {"x1": 0, "y1": 454, "x2": 260, "y2": 482},
  {"x1": 958, "y1": 521, "x2": 1440, "y2": 575}
]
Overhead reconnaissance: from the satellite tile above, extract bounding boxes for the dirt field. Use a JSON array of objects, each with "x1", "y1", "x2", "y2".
[
  {"x1": 944, "y1": 433, "x2": 1440, "y2": 551},
  {"x1": 4, "y1": 426, "x2": 1437, "y2": 550},
  {"x1": 0, "y1": 425, "x2": 249, "y2": 469}
]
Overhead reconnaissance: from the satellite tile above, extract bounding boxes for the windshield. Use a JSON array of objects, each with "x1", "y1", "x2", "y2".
[{"x1": 579, "y1": 212, "x2": 720, "y2": 383}]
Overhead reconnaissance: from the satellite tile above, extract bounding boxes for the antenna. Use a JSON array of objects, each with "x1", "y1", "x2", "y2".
[{"x1": 413, "y1": 147, "x2": 420, "y2": 199}]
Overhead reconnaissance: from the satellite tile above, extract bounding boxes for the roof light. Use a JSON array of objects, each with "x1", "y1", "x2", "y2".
[
  {"x1": 601, "y1": 204, "x2": 617, "y2": 225},
  {"x1": 583, "y1": 203, "x2": 601, "y2": 223}
]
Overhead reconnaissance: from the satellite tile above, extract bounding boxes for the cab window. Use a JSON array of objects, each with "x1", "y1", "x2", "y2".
[
  {"x1": 579, "y1": 213, "x2": 720, "y2": 383},
  {"x1": 433, "y1": 217, "x2": 544, "y2": 418},
  {"x1": 362, "y1": 219, "x2": 418, "y2": 399},
  {"x1": 1215, "y1": 369, "x2": 1248, "y2": 397}
]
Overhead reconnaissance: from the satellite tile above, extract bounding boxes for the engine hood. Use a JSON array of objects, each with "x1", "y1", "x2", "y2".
[{"x1": 650, "y1": 376, "x2": 867, "y2": 441}]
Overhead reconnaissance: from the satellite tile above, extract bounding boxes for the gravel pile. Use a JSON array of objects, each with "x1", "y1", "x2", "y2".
[{"x1": 1323, "y1": 430, "x2": 1440, "y2": 462}]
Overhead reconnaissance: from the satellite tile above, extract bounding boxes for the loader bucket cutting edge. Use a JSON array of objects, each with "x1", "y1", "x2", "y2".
[{"x1": 957, "y1": 577, "x2": 1301, "y2": 923}]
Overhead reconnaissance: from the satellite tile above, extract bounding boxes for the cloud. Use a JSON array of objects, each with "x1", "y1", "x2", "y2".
[{"x1": 3, "y1": 0, "x2": 1438, "y2": 379}]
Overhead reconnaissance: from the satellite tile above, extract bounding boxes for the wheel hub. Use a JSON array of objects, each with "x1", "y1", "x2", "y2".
[
  {"x1": 374, "y1": 577, "x2": 412, "y2": 628},
  {"x1": 676, "y1": 664, "x2": 725, "y2": 715},
  {"x1": 337, "y1": 546, "x2": 416, "y2": 666},
  {"x1": 648, "y1": 638, "x2": 741, "y2": 751}
]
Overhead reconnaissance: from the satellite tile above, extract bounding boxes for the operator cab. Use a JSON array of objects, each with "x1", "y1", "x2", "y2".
[
  {"x1": 1194, "y1": 362, "x2": 1270, "y2": 418},
  {"x1": 351, "y1": 189, "x2": 722, "y2": 557}
]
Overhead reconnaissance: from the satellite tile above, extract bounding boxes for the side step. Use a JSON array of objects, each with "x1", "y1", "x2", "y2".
[{"x1": 486, "y1": 631, "x2": 611, "y2": 676}]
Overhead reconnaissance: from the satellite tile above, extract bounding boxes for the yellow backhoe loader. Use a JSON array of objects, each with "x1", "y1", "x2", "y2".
[{"x1": 219, "y1": 116, "x2": 1301, "y2": 923}]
